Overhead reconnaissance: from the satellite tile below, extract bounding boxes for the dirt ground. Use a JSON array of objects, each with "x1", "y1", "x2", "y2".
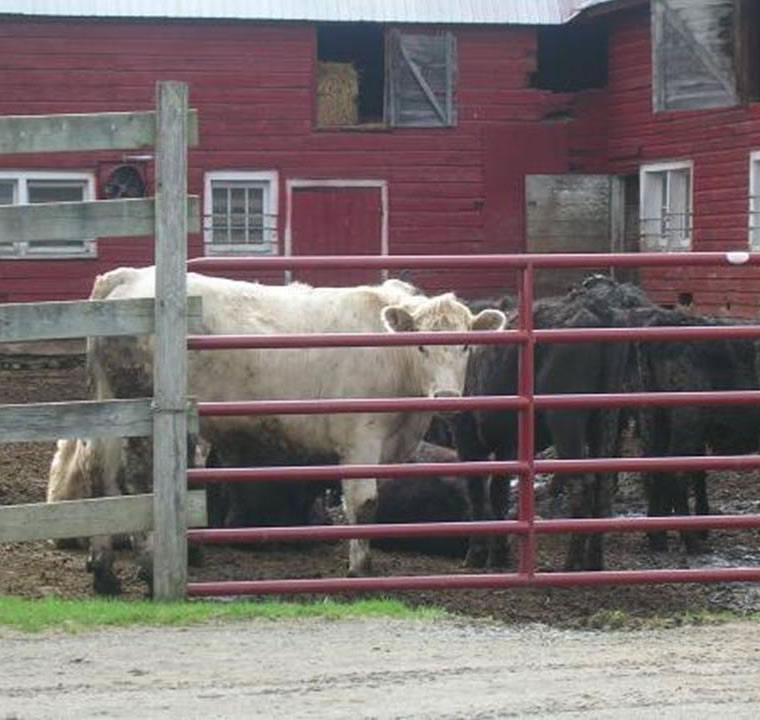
[
  {"x1": 3, "y1": 618, "x2": 760, "y2": 719},
  {"x1": 2, "y1": 357, "x2": 760, "y2": 628}
]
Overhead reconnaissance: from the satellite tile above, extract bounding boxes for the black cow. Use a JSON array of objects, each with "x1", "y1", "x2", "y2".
[
  {"x1": 204, "y1": 439, "x2": 473, "y2": 558},
  {"x1": 450, "y1": 275, "x2": 648, "y2": 571},
  {"x1": 630, "y1": 307, "x2": 760, "y2": 553}
]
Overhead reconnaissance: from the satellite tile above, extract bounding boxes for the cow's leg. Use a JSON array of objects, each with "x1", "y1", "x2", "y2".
[
  {"x1": 548, "y1": 411, "x2": 594, "y2": 572},
  {"x1": 668, "y1": 411, "x2": 705, "y2": 555},
  {"x1": 87, "y1": 534, "x2": 121, "y2": 596},
  {"x1": 485, "y1": 448, "x2": 511, "y2": 568},
  {"x1": 692, "y1": 471, "x2": 710, "y2": 541},
  {"x1": 86, "y1": 438, "x2": 124, "y2": 595},
  {"x1": 644, "y1": 410, "x2": 670, "y2": 552},
  {"x1": 450, "y1": 411, "x2": 492, "y2": 568},
  {"x1": 342, "y1": 477, "x2": 378, "y2": 577},
  {"x1": 585, "y1": 407, "x2": 622, "y2": 571},
  {"x1": 464, "y1": 476, "x2": 489, "y2": 568},
  {"x1": 646, "y1": 472, "x2": 670, "y2": 551},
  {"x1": 131, "y1": 531, "x2": 155, "y2": 596}
]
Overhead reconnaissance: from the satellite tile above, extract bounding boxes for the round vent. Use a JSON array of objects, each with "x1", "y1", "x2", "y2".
[{"x1": 103, "y1": 164, "x2": 147, "y2": 199}]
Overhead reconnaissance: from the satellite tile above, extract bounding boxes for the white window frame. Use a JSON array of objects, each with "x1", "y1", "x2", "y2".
[
  {"x1": 749, "y1": 151, "x2": 760, "y2": 250},
  {"x1": 0, "y1": 170, "x2": 96, "y2": 259},
  {"x1": 639, "y1": 160, "x2": 693, "y2": 252},
  {"x1": 203, "y1": 171, "x2": 279, "y2": 256}
]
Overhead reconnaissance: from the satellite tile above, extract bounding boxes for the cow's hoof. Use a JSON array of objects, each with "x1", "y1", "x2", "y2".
[
  {"x1": 463, "y1": 546, "x2": 488, "y2": 569},
  {"x1": 52, "y1": 537, "x2": 87, "y2": 550},
  {"x1": 683, "y1": 532, "x2": 705, "y2": 556},
  {"x1": 647, "y1": 531, "x2": 668, "y2": 553},
  {"x1": 93, "y1": 570, "x2": 122, "y2": 596},
  {"x1": 487, "y1": 538, "x2": 512, "y2": 569},
  {"x1": 188, "y1": 544, "x2": 204, "y2": 567},
  {"x1": 347, "y1": 562, "x2": 373, "y2": 578}
]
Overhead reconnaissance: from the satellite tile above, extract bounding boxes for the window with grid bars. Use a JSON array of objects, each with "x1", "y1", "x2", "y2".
[
  {"x1": 749, "y1": 151, "x2": 760, "y2": 250},
  {"x1": 203, "y1": 172, "x2": 278, "y2": 256},
  {"x1": 0, "y1": 172, "x2": 96, "y2": 258},
  {"x1": 639, "y1": 162, "x2": 693, "y2": 251}
]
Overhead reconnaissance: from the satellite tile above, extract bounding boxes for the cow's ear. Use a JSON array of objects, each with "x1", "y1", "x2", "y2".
[
  {"x1": 382, "y1": 305, "x2": 415, "y2": 332},
  {"x1": 471, "y1": 309, "x2": 506, "y2": 331}
]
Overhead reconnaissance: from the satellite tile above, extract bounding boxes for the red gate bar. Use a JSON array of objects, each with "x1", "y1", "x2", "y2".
[
  {"x1": 187, "y1": 514, "x2": 760, "y2": 546},
  {"x1": 188, "y1": 329, "x2": 527, "y2": 350},
  {"x1": 197, "y1": 395, "x2": 528, "y2": 416},
  {"x1": 188, "y1": 453, "x2": 760, "y2": 486},
  {"x1": 197, "y1": 390, "x2": 760, "y2": 418},
  {"x1": 189, "y1": 460, "x2": 528, "y2": 485},
  {"x1": 187, "y1": 567, "x2": 760, "y2": 597},
  {"x1": 187, "y1": 324, "x2": 760, "y2": 352},
  {"x1": 188, "y1": 251, "x2": 760, "y2": 272}
]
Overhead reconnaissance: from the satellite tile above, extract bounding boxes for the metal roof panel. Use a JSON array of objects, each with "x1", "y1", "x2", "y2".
[{"x1": 0, "y1": 0, "x2": 616, "y2": 25}]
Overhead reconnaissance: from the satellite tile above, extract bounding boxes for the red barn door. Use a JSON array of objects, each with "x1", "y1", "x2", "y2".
[{"x1": 289, "y1": 185, "x2": 383, "y2": 287}]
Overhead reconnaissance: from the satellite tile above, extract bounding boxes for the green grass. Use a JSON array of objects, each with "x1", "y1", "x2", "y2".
[{"x1": 0, "y1": 595, "x2": 446, "y2": 634}]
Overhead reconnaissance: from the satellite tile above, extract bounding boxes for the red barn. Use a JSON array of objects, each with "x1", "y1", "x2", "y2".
[{"x1": 1, "y1": 0, "x2": 760, "y2": 315}]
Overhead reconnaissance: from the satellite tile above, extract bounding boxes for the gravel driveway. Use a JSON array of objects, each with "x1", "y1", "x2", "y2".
[{"x1": 2, "y1": 618, "x2": 760, "y2": 719}]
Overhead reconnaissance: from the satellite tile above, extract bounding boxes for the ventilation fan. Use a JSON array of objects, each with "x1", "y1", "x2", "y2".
[{"x1": 102, "y1": 164, "x2": 147, "y2": 199}]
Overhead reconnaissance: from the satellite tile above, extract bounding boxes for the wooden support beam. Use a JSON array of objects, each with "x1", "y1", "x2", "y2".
[{"x1": 152, "y1": 81, "x2": 191, "y2": 601}]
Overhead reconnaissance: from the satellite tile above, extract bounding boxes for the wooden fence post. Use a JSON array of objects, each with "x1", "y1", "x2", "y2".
[{"x1": 153, "y1": 81, "x2": 189, "y2": 600}]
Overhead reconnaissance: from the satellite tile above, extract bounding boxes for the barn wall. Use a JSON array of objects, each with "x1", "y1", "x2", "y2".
[
  {"x1": 606, "y1": 6, "x2": 760, "y2": 316},
  {"x1": 0, "y1": 17, "x2": 607, "y2": 302}
]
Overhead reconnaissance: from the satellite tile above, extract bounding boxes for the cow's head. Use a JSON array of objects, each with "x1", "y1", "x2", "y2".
[{"x1": 382, "y1": 293, "x2": 506, "y2": 401}]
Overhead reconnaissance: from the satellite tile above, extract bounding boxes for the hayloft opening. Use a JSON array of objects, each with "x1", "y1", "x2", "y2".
[
  {"x1": 317, "y1": 23, "x2": 385, "y2": 126},
  {"x1": 531, "y1": 22, "x2": 608, "y2": 92}
]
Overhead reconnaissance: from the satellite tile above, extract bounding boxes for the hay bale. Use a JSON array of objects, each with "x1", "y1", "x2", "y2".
[{"x1": 317, "y1": 61, "x2": 359, "y2": 127}]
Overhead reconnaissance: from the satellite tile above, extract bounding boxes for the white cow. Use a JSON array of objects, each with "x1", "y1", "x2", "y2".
[{"x1": 79, "y1": 266, "x2": 506, "y2": 594}]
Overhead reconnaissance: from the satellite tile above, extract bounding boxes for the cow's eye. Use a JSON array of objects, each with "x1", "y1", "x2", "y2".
[{"x1": 418, "y1": 345, "x2": 428, "y2": 355}]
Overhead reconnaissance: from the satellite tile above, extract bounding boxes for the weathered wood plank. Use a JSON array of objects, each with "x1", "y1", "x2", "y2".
[
  {"x1": 0, "y1": 109, "x2": 199, "y2": 154},
  {"x1": 0, "y1": 296, "x2": 203, "y2": 343},
  {"x1": 0, "y1": 490, "x2": 207, "y2": 544},
  {"x1": 153, "y1": 81, "x2": 190, "y2": 600},
  {"x1": 0, "y1": 398, "x2": 199, "y2": 442},
  {"x1": 0, "y1": 399, "x2": 152, "y2": 442},
  {"x1": 0, "y1": 196, "x2": 200, "y2": 243}
]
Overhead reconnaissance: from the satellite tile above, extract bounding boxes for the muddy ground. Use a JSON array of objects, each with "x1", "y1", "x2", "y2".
[{"x1": 2, "y1": 357, "x2": 760, "y2": 628}]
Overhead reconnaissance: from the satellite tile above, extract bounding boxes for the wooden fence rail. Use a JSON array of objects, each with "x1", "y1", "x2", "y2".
[
  {"x1": 0, "y1": 197, "x2": 200, "y2": 243},
  {"x1": 0, "y1": 109, "x2": 198, "y2": 154},
  {"x1": 0, "y1": 491, "x2": 207, "y2": 544},
  {"x1": 0, "y1": 296, "x2": 202, "y2": 343}
]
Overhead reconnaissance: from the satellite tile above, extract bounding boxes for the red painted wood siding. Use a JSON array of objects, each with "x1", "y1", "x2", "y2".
[
  {"x1": 0, "y1": 18, "x2": 606, "y2": 304},
  {"x1": 605, "y1": 6, "x2": 760, "y2": 317},
  {"x1": 290, "y1": 186, "x2": 382, "y2": 287}
]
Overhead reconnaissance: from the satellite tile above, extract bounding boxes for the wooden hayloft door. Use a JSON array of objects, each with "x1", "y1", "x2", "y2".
[{"x1": 287, "y1": 183, "x2": 384, "y2": 287}]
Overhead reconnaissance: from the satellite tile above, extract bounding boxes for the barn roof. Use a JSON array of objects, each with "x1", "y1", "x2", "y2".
[{"x1": 0, "y1": 0, "x2": 618, "y2": 25}]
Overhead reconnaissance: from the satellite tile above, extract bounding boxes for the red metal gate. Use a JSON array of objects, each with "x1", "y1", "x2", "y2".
[{"x1": 185, "y1": 252, "x2": 760, "y2": 596}]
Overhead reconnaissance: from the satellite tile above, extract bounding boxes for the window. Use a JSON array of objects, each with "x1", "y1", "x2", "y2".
[
  {"x1": 316, "y1": 24, "x2": 456, "y2": 129},
  {"x1": 749, "y1": 152, "x2": 760, "y2": 250},
  {"x1": 640, "y1": 162, "x2": 693, "y2": 251},
  {"x1": 0, "y1": 171, "x2": 95, "y2": 258},
  {"x1": 203, "y1": 171, "x2": 278, "y2": 256}
]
